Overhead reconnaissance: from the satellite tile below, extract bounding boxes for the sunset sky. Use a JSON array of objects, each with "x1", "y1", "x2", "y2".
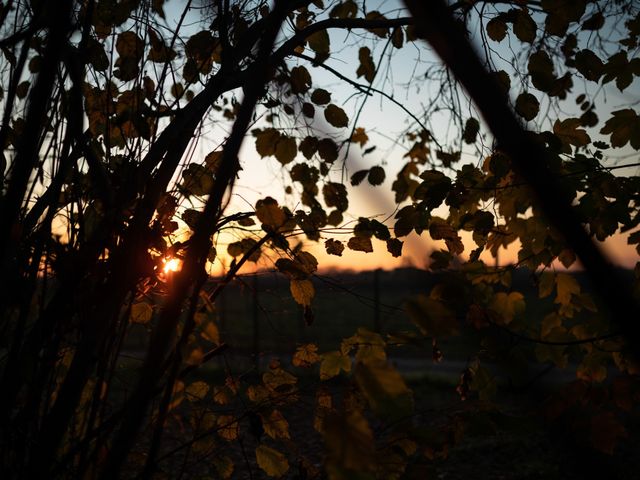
[{"x1": 162, "y1": 0, "x2": 640, "y2": 275}]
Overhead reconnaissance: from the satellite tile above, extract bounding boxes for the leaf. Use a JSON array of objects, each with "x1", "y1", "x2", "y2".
[
  {"x1": 513, "y1": 10, "x2": 537, "y2": 43},
  {"x1": 290, "y1": 66, "x2": 312, "y2": 94},
  {"x1": 366, "y1": 166, "x2": 385, "y2": 186},
  {"x1": 574, "y1": 49, "x2": 604, "y2": 81},
  {"x1": 323, "y1": 182, "x2": 348, "y2": 211},
  {"x1": 324, "y1": 104, "x2": 349, "y2": 128},
  {"x1": 311, "y1": 88, "x2": 331, "y2": 105},
  {"x1": 463, "y1": 117, "x2": 480, "y2": 143},
  {"x1": 217, "y1": 415, "x2": 239, "y2": 441},
  {"x1": 261, "y1": 410, "x2": 290, "y2": 440},
  {"x1": 185, "y1": 381, "x2": 209, "y2": 401},
  {"x1": 490, "y1": 292, "x2": 525, "y2": 325},
  {"x1": 256, "y1": 197, "x2": 287, "y2": 231},
  {"x1": 356, "y1": 46, "x2": 376, "y2": 83},
  {"x1": 255, "y1": 444, "x2": 289, "y2": 477},
  {"x1": 330, "y1": 0, "x2": 357, "y2": 19},
  {"x1": 487, "y1": 18, "x2": 507, "y2": 41},
  {"x1": 130, "y1": 302, "x2": 152, "y2": 324},
  {"x1": 290, "y1": 279, "x2": 315, "y2": 306},
  {"x1": 292, "y1": 343, "x2": 321, "y2": 367},
  {"x1": 404, "y1": 294, "x2": 458, "y2": 337},
  {"x1": 350, "y1": 169, "x2": 368, "y2": 186},
  {"x1": 350, "y1": 127, "x2": 368, "y2": 146},
  {"x1": 323, "y1": 410, "x2": 375, "y2": 472},
  {"x1": 428, "y1": 218, "x2": 463, "y2": 255},
  {"x1": 213, "y1": 456, "x2": 234, "y2": 479},
  {"x1": 307, "y1": 29, "x2": 330, "y2": 62},
  {"x1": 386, "y1": 238, "x2": 403, "y2": 258},
  {"x1": 553, "y1": 118, "x2": 590, "y2": 152},
  {"x1": 355, "y1": 360, "x2": 413, "y2": 421},
  {"x1": 600, "y1": 109, "x2": 640, "y2": 149},
  {"x1": 254, "y1": 128, "x2": 281, "y2": 157},
  {"x1": 515, "y1": 92, "x2": 540, "y2": 121},
  {"x1": 274, "y1": 135, "x2": 297, "y2": 165},
  {"x1": 320, "y1": 350, "x2": 351, "y2": 380},
  {"x1": 147, "y1": 28, "x2": 176, "y2": 63},
  {"x1": 365, "y1": 11, "x2": 389, "y2": 38},
  {"x1": 325, "y1": 238, "x2": 345, "y2": 256},
  {"x1": 299, "y1": 136, "x2": 318, "y2": 159},
  {"x1": 317, "y1": 138, "x2": 338, "y2": 162},
  {"x1": 528, "y1": 50, "x2": 555, "y2": 92},
  {"x1": 347, "y1": 236, "x2": 373, "y2": 253},
  {"x1": 555, "y1": 273, "x2": 580, "y2": 306}
]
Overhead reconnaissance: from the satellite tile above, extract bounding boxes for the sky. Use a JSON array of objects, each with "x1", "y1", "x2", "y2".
[{"x1": 165, "y1": 0, "x2": 640, "y2": 275}]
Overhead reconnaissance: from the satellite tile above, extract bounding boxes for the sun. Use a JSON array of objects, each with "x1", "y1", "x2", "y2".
[{"x1": 162, "y1": 257, "x2": 181, "y2": 274}]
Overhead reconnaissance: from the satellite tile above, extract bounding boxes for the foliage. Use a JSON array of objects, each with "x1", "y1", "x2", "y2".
[{"x1": 0, "y1": 0, "x2": 639, "y2": 478}]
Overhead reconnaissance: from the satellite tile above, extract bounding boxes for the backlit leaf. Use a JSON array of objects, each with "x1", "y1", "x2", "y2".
[
  {"x1": 513, "y1": 10, "x2": 537, "y2": 43},
  {"x1": 347, "y1": 236, "x2": 373, "y2": 253},
  {"x1": 356, "y1": 47, "x2": 376, "y2": 83},
  {"x1": 292, "y1": 343, "x2": 321, "y2": 367},
  {"x1": 515, "y1": 93, "x2": 540, "y2": 121},
  {"x1": 351, "y1": 127, "x2": 368, "y2": 146},
  {"x1": 555, "y1": 273, "x2": 580, "y2": 306},
  {"x1": 324, "y1": 104, "x2": 349, "y2": 128},
  {"x1": 368, "y1": 166, "x2": 385, "y2": 186},
  {"x1": 317, "y1": 138, "x2": 338, "y2": 162},
  {"x1": 307, "y1": 29, "x2": 330, "y2": 63},
  {"x1": 487, "y1": 18, "x2": 507, "y2": 41},
  {"x1": 130, "y1": 302, "x2": 152, "y2": 324},
  {"x1": 311, "y1": 88, "x2": 331, "y2": 105},
  {"x1": 350, "y1": 169, "x2": 368, "y2": 186},
  {"x1": 290, "y1": 66, "x2": 312, "y2": 94},
  {"x1": 290, "y1": 279, "x2": 315, "y2": 306},
  {"x1": 490, "y1": 292, "x2": 525, "y2": 325},
  {"x1": 325, "y1": 238, "x2": 345, "y2": 256},
  {"x1": 386, "y1": 238, "x2": 403, "y2": 257},
  {"x1": 323, "y1": 410, "x2": 375, "y2": 472},
  {"x1": 404, "y1": 294, "x2": 458, "y2": 337},
  {"x1": 261, "y1": 410, "x2": 290, "y2": 440},
  {"x1": 600, "y1": 109, "x2": 640, "y2": 149},
  {"x1": 255, "y1": 444, "x2": 289, "y2": 477},
  {"x1": 463, "y1": 117, "x2": 480, "y2": 144},
  {"x1": 355, "y1": 359, "x2": 413, "y2": 421},
  {"x1": 274, "y1": 135, "x2": 297, "y2": 165},
  {"x1": 320, "y1": 350, "x2": 351, "y2": 380}
]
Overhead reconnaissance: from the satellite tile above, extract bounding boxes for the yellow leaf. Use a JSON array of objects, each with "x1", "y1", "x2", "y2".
[
  {"x1": 320, "y1": 351, "x2": 351, "y2": 380},
  {"x1": 217, "y1": 415, "x2": 239, "y2": 441},
  {"x1": 323, "y1": 410, "x2": 375, "y2": 472},
  {"x1": 256, "y1": 197, "x2": 286, "y2": 229},
  {"x1": 490, "y1": 292, "x2": 525, "y2": 325},
  {"x1": 185, "y1": 381, "x2": 209, "y2": 401},
  {"x1": 555, "y1": 273, "x2": 580, "y2": 306},
  {"x1": 130, "y1": 302, "x2": 152, "y2": 324},
  {"x1": 290, "y1": 279, "x2": 315, "y2": 306},
  {"x1": 292, "y1": 343, "x2": 321, "y2": 367},
  {"x1": 201, "y1": 321, "x2": 220, "y2": 345},
  {"x1": 212, "y1": 455, "x2": 234, "y2": 479},
  {"x1": 255, "y1": 444, "x2": 289, "y2": 477},
  {"x1": 404, "y1": 294, "x2": 458, "y2": 337},
  {"x1": 354, "y1": 360, "x2": 413, "y2": 421},
  {"x1": 262, "y1": 368, "x2": 297, "y2": 392},
  {"x1": 261, "y1": 410, "x2": 290, "y2": 440}
]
